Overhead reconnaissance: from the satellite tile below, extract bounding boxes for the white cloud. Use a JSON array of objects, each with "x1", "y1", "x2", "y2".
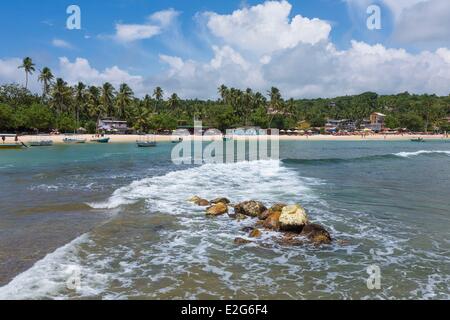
[
  {"x1": 58, "y1": 57, "x2": 145, "y2": 94},
  {"x1": 0, "y1": 58, "x2": 40, "y2": 92},
  {"x1": 389, "y1": 0, "x2": 450, "y2": 46},
  {"x1": 205, "y1": 0, "x2": 331, "y2": 56},
  {"x1": 52, "y1": 39, "x2": 73, "y2": 49},
  {"x1": 115, "y1": 24, "x2": 161, "y2": 42},
  {"x1": 114, "y1": 8, "x2": 180, "y2": 43}
]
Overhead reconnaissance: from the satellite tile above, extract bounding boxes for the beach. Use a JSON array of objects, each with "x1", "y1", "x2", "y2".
[{"x1": 19, "y1": 133, "x2": 450, "y2": 144}]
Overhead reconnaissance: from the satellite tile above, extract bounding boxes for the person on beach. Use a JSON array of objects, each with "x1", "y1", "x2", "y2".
[
  {"x1": 1, "y1": 135, "x2": 5, "y2": 144},
  {"x1": 15, "y1": 134, "x2": 18, "y2": 142}
]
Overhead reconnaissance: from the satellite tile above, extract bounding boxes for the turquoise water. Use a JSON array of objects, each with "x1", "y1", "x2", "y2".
[{"x1": 0, "y1": 141, "x2": 449, "y2": 299}]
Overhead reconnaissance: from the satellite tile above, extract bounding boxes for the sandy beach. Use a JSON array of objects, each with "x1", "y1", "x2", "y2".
[{"x1": 19, "y1": 133, "x2": 450, "y2": 144}]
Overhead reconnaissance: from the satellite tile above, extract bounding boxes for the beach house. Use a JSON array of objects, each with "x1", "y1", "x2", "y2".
[
  {"x1": 97, "y1": 118, "x2": 130, "y2": 134},
  {"x1": 365, "y1": 112, "x2": 386, "y2": 132}
]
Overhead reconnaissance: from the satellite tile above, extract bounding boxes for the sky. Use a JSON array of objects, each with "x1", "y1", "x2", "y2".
[{"x1": 1, "y1": 0, "x2": 450, "y2": 99}]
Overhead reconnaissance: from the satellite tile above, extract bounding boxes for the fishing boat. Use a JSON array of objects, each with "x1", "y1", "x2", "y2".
[
  {"x1": 137, "y1": 135, "x2": 157, "y2": 147},
  {"x1": 63, "y1": 136, "x2": 86, "y2": 144},
  {"x1": 0, "y1": 134, "x2": 27, "y2": 149},
  {"x1": 411, "y1": 137, "x2": 425, "y2": 142},
  {"x1": 29, "y1": 136, "x2": 53, "y2": 147},
  {"x1": 90, "y1": 137, "x2": 110, "y2": 143}
]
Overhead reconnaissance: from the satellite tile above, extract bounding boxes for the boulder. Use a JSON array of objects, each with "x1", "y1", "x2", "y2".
[
  {"x1": 249, "y1": 229, "x2": 262, "y2": 238},
  {"x1": 300, "y1": 223, "x2": 332, "y2": 245},
  {"x1": 279, "y1": 204, "x2": 309, "y2": 232},
  {"x1": 197, "y1": 199, "x2": 210, "y2": 206},
  {"x1": 258, "y1": 209, "x2": 272, "y2": 221},
  {"x1": 276, "y1": 233, "x2": 304, "y2": 246},
  {"x1": 241, "y1": 226, "x2": 255, "y2": 233},
  {"x1": 234, "y1": 201, "x2": 267, "y2": 218},
  {"x1": 206, "y1": 203, "x2": 228, "y2": 216},
  {"x1": 188, "y1": 196, "x2": 209, "y2": 206},
  {"x1": 210, "y1": 197, "x2": 231, "y2": 205},
  {"x1": 263, "y1": 211, "x2": 282, "y2": 230},
  {"x1": 234, "y1": 237, "x2": 252, "y2": 245},
  {"x1": 270, "y1": 203, "x2": 287, "y2": 212}
]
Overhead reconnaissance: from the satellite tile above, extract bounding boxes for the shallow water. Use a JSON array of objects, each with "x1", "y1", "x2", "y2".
[{"x1": 0, "y1": 141, "x2": 449, "y2": 299}]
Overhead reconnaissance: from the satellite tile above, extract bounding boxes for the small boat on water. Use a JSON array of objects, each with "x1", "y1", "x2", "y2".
[
  {"x1": 29, "y1": 136, "x2": 53, "y2": 147},
  {"x1": 63, "y1": 136, "x2": 87, "y2": 144},
  {"x1": 0, "y1": 134, "x2": 27, "y2": 149},
  {"x1": 411, "y1": 137, "x2": 425, "y2": 142},
  {"x1": 29, "y1": 140, "x2": 53, "y2": 147},
  {"x1": 137, "y1": 135, "x2": 157, "y2": 148},
  {"x1": 90, "y1": 137, "x2": 110, "y2": 143}
]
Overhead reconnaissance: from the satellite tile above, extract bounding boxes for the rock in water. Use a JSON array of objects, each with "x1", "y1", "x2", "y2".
[
  {"x1": 210, "y1": 197, "x2": 231, "y2": 205},
  {"x1": 206, "y1": 202, "x2": 228, "y2": 216},
  {"x1": 270, "y1": 203, "x2": 287, "y2": 212},
  {"x1": 258, "y1": 203, "x2": 287, "y2": 220},
  {"x1": 234, "y1": 201, "x2": 267, "y2": 218},
  {"x1": 197, "y1": 199, "x2": 210, "y2": 206},
  {"x1": 234, "y1": 237, "x2": 252, "y2": 245},
  {"x1": 249, "y1": 229, "x2": 262, "y2": 238},
  {"x1": 263, "y1": 211, "x2": 282, "y2": 230},
  {"x1": 300, "y1": 223, "x2": 332, "y2": 245},
  {"x1": 279, "y1": 204, "x2": 309, "y2": 232},
  {"x1": 188, "y1": 196, "x2": 209, "y2": 206}
]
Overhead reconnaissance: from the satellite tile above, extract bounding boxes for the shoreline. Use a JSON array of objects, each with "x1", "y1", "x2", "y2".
[{"x1": 19, "y1": 134, "x2": 450, "y2": 144}]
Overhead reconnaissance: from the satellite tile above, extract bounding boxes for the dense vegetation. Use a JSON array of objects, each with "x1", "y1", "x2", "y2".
[{"x1": 1, "y1": 57, "x2": 450, "y2": 134}]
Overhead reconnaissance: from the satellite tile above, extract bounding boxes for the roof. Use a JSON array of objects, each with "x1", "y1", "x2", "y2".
[
  {"x1": 0, "y1": 134, "x2": 17, "y2": 137},
  {"x1": 99, "y1": 119, "x2": 127, "y2": 123},
  {"x1": 372, "y1": 112, "x2": 386, "y2": 117}
]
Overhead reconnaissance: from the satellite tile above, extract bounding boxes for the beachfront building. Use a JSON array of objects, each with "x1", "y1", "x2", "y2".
[
  {"x1": 365, "y1": 112, "x2": 386, "y2": 132},
  {"x1": 97, "y1": 118, "x2": 130, "y2": 134},
  {"x1": 325, "y1": 119, "x2": 356, "y2": 133}
]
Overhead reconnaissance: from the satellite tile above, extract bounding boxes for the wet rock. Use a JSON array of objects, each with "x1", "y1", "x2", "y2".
[
  {"x1": 279, "y1": 204, "x2": 309, "y2": 232},
  {"x1": 275, "y1": 233, "x2": 304, "y2": 246},
  {"x1": 206, "y1": 203, "x2": 228, "y2": 216},
  {"x1": 258, "y1": 209, "x2": 272, "y2": 220},
  {"x1": 197, "y1": 199, "x2": 210, "y2": 206},
  {"x1": 300, "y1": 223, "x2": 332, "y2": 245},
  {"x1": 210, "y1": 197, "x2": 231, "y2": 205},
  {"x1": 188, "y1": 196, "x2": 209, "y2": 206},
  {"x1": 234, "y1": 237, "x2": 252, "y2": 245},
  {"x1": 234, "y1": 201, "x2": 267, "y2": 218},
  {"x1": 249, "y1": 229, "x2": 262, "y2": 238},
  {"x1": 263, "y1": 211, "x2": 282, "y2": 230},
  {"x1": 270, "y1": 203, "x2": 287, "y2": 212},
  {"x1": 228, "y1": 213, "x2": 248, "y2": 221}
]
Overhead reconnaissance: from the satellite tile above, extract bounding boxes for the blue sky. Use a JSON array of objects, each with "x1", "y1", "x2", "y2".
[{"x1": 1, "y1": 0, "x2": 450, "y2": 98}]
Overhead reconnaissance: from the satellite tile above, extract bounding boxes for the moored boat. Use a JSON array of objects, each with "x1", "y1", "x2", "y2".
[
  {"x1": 90, "y1": 137, "x2": 110, "y2": 143},
  {"x1": 411, "y1": 137, "x2": 425, "y2": 142},
  {"x1": 0, "y1": 134, "x2": 27, "y2": 149},
  {"x1": 63, "y1": 137, "x2": 87, "y2": 144},
  {"x1": 29, "y1": 140, "x2": 53, "y2": 147},
  {"x1": 137, "y1": 135, "x2": 157, "y2": 147}
]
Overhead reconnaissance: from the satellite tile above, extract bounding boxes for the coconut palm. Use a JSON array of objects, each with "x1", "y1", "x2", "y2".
[
  {"x1": 116, "y1": 83, "x2": 134, "y2": 119},
  {"x1": 167, "y1": 93, "x2": 180, "y2": 110},
  {"x1": 153, "y1": 87, "x2": 164, "y2": 101},
  {"x1": 74, "y1": 82, "x2": 87, "y2": 126},
  {"x1": 38, "y1": 67, "x2": 54, "y2": 99},
  {"x1": 50, "y1": 78, "x2": 72, "y2": 114},
  {"x1": 267, "y1": 87, "x2": 283, "y2": 128},
  {"x1": 218, "y1": 84, "x2": 229, "y2": 103},
  {"x1": 18, "y1": 57, "x2": 36, "y2": 89},
  {"x1": 101, "y1": 82, "x2": 116, "y2": 117}
]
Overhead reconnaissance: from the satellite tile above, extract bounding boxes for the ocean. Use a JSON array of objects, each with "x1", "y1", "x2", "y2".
[{"x1": 0, "y1": 141, "x2": 449, "y2": 299}]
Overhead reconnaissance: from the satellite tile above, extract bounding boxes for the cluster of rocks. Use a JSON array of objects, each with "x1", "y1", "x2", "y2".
[{"x1": 188, "y1": 197, "x2": 333, "y2": 246}]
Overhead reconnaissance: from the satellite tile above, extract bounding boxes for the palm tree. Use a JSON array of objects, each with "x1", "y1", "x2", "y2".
[
  {"x1": 116, "y1": 83, "x2": 134, "y2": 119},
  {"x1": 50, "y1": 78, "x2": 72, "y2": 114},
  {"x1": 167, "y1": 93, "x2": 180, "y2": 110},
  {"x1": 218, "y1": 84, "x2": 228, "y2": 103},
  {"x1": 267, "y1": 87, "x2": 283, "y2": 128},
  {"x1": 74, "y1": 82, "x2": 86, "y2": 126},
  {"x1": 101, "y1": 82, "x2": 116, "y2": 117},
  {"x1": 87, "y1": 86, "x2": 103, "y2": 120},
  {"x1": 18, "y1": 57, "x2": 36, "y2": 89},
  {"x1": 153, "y1": 87, "x2": 164, "y2": 101},
  {"x1": 38, "y1": 67, "x2": 54, "y2": 99}
]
